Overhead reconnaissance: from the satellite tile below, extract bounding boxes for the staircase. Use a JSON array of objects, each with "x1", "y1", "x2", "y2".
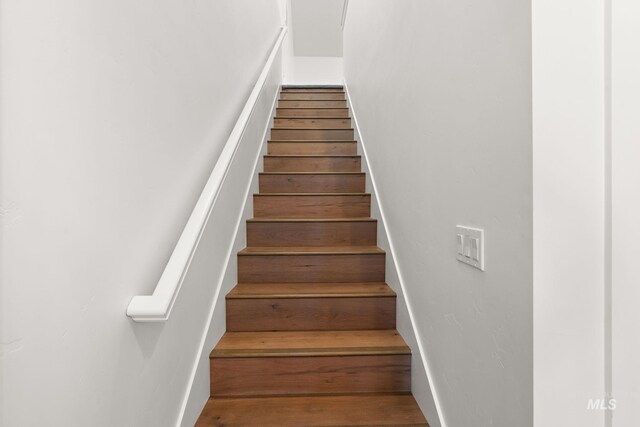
[{"x1": 196, "y1": 86, "x2": 429, "y2": 426}]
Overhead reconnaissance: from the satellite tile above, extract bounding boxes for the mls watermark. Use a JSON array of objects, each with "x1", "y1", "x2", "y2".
[{"x1": 587, "y1": 398, "x2": 617, "y2": 410}]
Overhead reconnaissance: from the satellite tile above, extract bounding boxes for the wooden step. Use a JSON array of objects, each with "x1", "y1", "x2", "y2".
[
  {"x1": 271, "y1": 128, "x2": 354, "y2": 140},
  {"x1": 226, "y1": 282, "x2": 396, "y2": 331},
  {"x1": 281, "y1": 90, "x2": 345, "y2": 94},
  {"x1": 237, "y1": 246, "x2": 385, "y2": 283},
  {"x1": 280, "y1": 84, "x2": 344, "y2": 92},
  {"x1": 268, "y1": 141, "x2": 357, "y2": 155},
  {"x1": 273, "y1": 117, "x2": 351, "y2": 129},
  {"x1": 264, "y1": 155, "x2": 360, "y2": 172},
  {"x1": 210, "y1": 330, "x2": 411, "y2": 397},
  {"x1": 197, "y1": 82, "x2": 428, "y2": 425},
  {"x1": 280, "y1": 93, "x2": 345, "y2": 101},
  {"x1": 276, "y1": 107, "x2": 349, "y2": 117},
  {"x1": 253, "y1": 193, "x2": 371, "y2": 218},
  {"x1": 212, "y1": 330, "x2": 409, "y2": 357},
  {"x1": 247, "y1": 218, "x2": 377, "y2": 246},
  {"x1": 211, "y1": 354, "x2": 410, "y2": 397},
  {"x1": 227, "y1": 282, "x2": 394, "y2": 299},
  {"x1": 196, "y1": 394, "x2": 428, "y2": 427},
  {"x1": 259, "y1": 172, "x2": 366, "y2": 193},
  {"x1": 278, "y1": 100, "x2": 347, "y2": 108},
  {"x1": 282, "y1": 86, "x2": 344, "y2": 92}
]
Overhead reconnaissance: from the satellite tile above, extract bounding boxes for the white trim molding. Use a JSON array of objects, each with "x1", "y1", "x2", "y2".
[{"x1": 126, "y1": 26, "x2": 288, "y2": 322}]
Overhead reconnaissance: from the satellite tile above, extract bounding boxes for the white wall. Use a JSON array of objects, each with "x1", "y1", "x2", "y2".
[
  {"x1": 612, "y1": 0, "x2": 640, "y2": 425},
  {"x1": 283, "y1": 56, "x2": 344, "y2": 85},
  {"x1": 343, "y1": 2, "x2": 533, "y2": 426},
  {"x1": 533, "y1": 1, "x2": 606, "y2": 426},
  {"x1": 291, "y1": 0, "x2": 343, "y2": 57},
  {"x1": 347, "y1": 92, "x2": 442, "y2": 427},
  {"x1": 0, "y1": 1, "x2": 282, "y2": 426},
  {"x1": 282, "y1": 0, "x2": 344, "y2": 85}
]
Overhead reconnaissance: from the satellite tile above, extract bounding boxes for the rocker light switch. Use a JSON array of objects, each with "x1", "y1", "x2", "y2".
[
  {"x1": 470, "y1": 238, "x2": 480, "y2": 260},
  {"x1": 456, "y1": 234, "x2": 465, "y2": 255},
  {"x1": 456, "y1": 226, "x2": 485, "y2": 271},
  {"x1": 463, "y1": 239, "x2": 471, "y2": 257}
]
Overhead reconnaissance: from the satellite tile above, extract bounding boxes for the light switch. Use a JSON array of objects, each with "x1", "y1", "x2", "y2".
[
  {"x1": 470, "y1": 238, "x2": 480, "y2": 260},
  {"x1": 456, "y1": 234, "x2": 465, "y2": 255},
  {"x1": 463, "y1": 239, "x2": 471, "y2": 258},
  {"x1": 456, "y1": 226, "x2": 485, "y2": 271}
]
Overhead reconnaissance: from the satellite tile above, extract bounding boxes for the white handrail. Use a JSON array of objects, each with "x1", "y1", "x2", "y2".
[{"x1": 127, "y1": 26, "x2": 288, "y2": 322}]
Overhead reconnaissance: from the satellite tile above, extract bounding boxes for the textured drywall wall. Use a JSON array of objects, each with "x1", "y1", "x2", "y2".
[
  {"x1": 283, "y1": 56, "x2": 344, "y2": 85},
  {"x1": 0, "y1": 1, "x2": 282, "y2": 426},
  {"x1": 344, "y1": 1, "x2": 533, "y2": 426},
  {"x1": 291, "y1": 0, "x2": 343, "y2": 57}
]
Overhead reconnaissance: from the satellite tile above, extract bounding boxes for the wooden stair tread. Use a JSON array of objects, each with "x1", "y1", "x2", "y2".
[
  {"x1": 272, "y1": 127, "x2": 352, "y2": 130},
  {"x1": 239, "y1": 245, "x2": 384, "y2": 255},
  {"x1": 268, "y1": 139, "x2": 356, "y2": 143},
  {"x1": 212, "y1": 330, "x2": 410, "y2": 357},
  {"x1": 279, "y1": 101, "x2": 348, "y2": 107},
  {"x1": 254, "y1": 192, "x2": 369, "y2": 195},
  {"x1": 228, "y1": 282, "x2": 395, "y2": 299},
  {"x1": 279, "y1": 99, "x2": 346, "y2": 101},
  {"x1": 273, "y1": 117, "x2": 350, "y2": 120},
  {"x1": 282, "y1": 85, "x2": 344, "y2": 88},
  {"x1": 281, "y1": 89, "x2": 345, "y2": 92},
  {"x1": 280, "y1": 93, "x2": 346, "y2": 96},
  {"x1": 247, "y1": 217, "x2": 375, "y2": 222},
  {"x1": 264, "y1": 154, "x2": 359, "y2": 157},
  {"x1": 195, "y1": 394, "x2": 428, "y2": 427},
  {"x1": 260, "y1": 171, "x2": 364, "y2": 175},
  {"x1": 281, "y1": 91, "x2": 345, "y2": 93}
]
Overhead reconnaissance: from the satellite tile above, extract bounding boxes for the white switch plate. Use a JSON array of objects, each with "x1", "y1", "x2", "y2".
[{"x1": 456, "y1": 226, "x2": 485, "y2": 271}]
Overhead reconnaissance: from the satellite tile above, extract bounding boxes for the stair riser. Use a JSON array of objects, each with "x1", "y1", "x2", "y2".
[
  {"x1": 196, "y1": 395, "x2": 427, "y2": 427},
  {"x1": 247, "y1": 221, "x2": 377, "y2": 246},
  {"x1": 279, "y1": 100, "x2": 347, "y2": 108},
  {"x1": 268, "y1": 142, "x2": 356, "y2": 155},
  {"x1": 253, "y1": 194, "x2": 371, "y2": 218},
  {"x1": 273, "y1": 118, "x2": 352, "y2": 129},
  {"x1": 271, "y1": 128, "x2": 354, "y2": 140},
  {"x1": 276, "y1": 108, "x2": 349, "y2": 117},
  {"x1": 226, "y1": 297, "x2": 396, "y2": 331},
  {"x1": 280, "y1": 93, "x2": 345, "y2": 100},
  {"x1": 264, "y1": 156, "x2": 360, "y2": 172},
  {"x1": 211, "y1": 354, "x2": 411, "y2": 397},
  {"x1": 282, "y1": 88, "x2": 344, "y2": 93},
  {"x1": 238, "y1": 253, "x2": 385, "y2": 283},
  {"x1": 259, "y1": 174, "x2": 365, "y2": 193}
]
